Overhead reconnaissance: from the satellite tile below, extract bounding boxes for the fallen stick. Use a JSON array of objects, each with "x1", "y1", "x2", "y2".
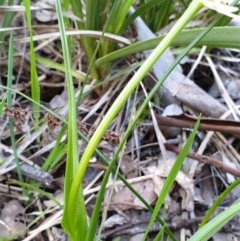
[{"x1": 165, "y1": 144, "x2": 240, "y2": 177}]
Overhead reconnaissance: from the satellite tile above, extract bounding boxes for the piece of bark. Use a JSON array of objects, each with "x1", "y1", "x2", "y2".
[{"x1": 8, "y1": 160, "x2": 53, "y2": 186}]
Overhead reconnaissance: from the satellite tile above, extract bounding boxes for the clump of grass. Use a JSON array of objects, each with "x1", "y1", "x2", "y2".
[{"x1": 1, "y1": 0, "x2": 240, "y2": 240}]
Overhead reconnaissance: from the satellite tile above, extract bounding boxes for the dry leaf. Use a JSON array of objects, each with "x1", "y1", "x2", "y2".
[
  {"x1": 120, "y1": 155, "x2": 138, "y2": 179},
  {"x1": 0, "y1": 200, "x2": 26, "y2": 239},
  {"x1": 110, "y1": 179, "x2": 157, "y2": 210},
  {"x1": 142, "y1": 158, "x2": 194, "y2": 211},
  {"x1": 199, "y1": 165, "x2": 215, "y2": 207}
]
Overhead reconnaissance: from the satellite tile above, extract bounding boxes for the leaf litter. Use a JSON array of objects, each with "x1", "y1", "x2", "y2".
[{"x1": 0, "y1": 2, "x2": 240, "y2": 241}]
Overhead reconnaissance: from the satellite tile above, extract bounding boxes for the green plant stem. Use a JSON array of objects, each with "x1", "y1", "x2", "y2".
[
  {"x1": 23, "y1": 0, "x2": 40, "y2": 122},
  {"x1": 143, "y1": 116, "x2": 201, "y2": 239},
  {"x1": 68, "y1": 0, "x2": 203, "y2": 219},
  {"x1": 70, "y1": 0, "x2": 99, "y2": 80},
  {"x1": 96, "y1": 26, "x2": 240, "y2": 68},
  {"x1": 199, "y1": 178, "x2": 240, "y2": 229},
  {"x1": 120, "y1": 0, "x2": 166, "y2": 33},
  {"x1": 7, "y1": 31, "x2": 26, "y2": 196},
  {"x1": 0, "y1": 0, "x2": 16, "y2": 51},
  {"x1": 55, "y1": 1, "x2": 87, "y2": 240},
  {"x1": 36, "y1": 56, "x2": 87, "y2": 82},
  {"x1": 188, "y1": 202, "x2": 240, "y2": 241}
]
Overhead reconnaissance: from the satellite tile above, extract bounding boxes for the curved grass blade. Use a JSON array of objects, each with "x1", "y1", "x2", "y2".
[
  {"x1": 143, "y1": 116, "x2": 201, "y2": 239},
  {"x1": 188, "y1": 202, "x2": 240, "y2": 241},
  {"x1": 199, "y1": 178, "x2": 240, "y2": 229},
  {"x1": 55, "y1": 1, "x2": 87, "y2": 240},
  {"x1": 96, "y1": 26, "x2": 240, "y2": 68}
]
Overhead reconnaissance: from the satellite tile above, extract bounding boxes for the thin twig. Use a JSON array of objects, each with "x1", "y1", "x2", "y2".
[{"x1": 165, "y1": 144, "x2": 240, "y2": 177}]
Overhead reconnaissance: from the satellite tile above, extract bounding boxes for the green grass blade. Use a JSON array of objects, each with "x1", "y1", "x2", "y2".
[
  {"x1": 0, "y1": 0, "x2": 16, "y2": 51},
  {"x1": 42, "y1": 142, "x2": 67, "y2": 172},
  {"x1": 63, "y1": 0, "x2": 70, "y2": 10},
  {"x1": 41, "y1": 123, "x2": 68, "y2": 173},
  {"x1": 55, "y1": 1, "x2": 87, "y2": 240},
  {"x1": 86, "y1": 0, "x2": 97, "y2": 30},
  {"x1": 70, "y1": 0, "x2": 98, "y2": 80},
  {"x1": 87, "y1": 88, "x2": 175, "y2": 240},
  {"x1": 97, "y1": 0, "x2": 134, "y2": 76},
  {"x1": 153, "y1": 224, "x2": 165, "y2": 241},
  {"x1": 7, "y1": 31, "x2": 26, "y2": 196},
  {"x1": 199, "y1": 178, "x2": 240, "y2": 229},
  {"x1": 67, "y1": 2, "x2": 202, "y2": 239},
  {"x1": 0, "y1": 94, "x2": 7, "y2": 115},
  {"x1": 188, "y1": 202, "x2": 240, "y2": 241},
  {"x1": 143, "y1": 116, "x2": 201, "y2": 240},
  {"x1": 6, "y1": 30, "x2": 14, "y2": 119},
  {"x1": 23, "y1": 0, "x2": 40, "y2": 121},
  {"x1": 120, "y1": 0, "x2": 167, "y2": 33},
  {"x1": 96, "y1": 26, "x2": 240, "y2": 68},
  {"x1": 151, "y1": 0, "x2": 173, "y2": 31},
  {"x1": 36, "y1": 56, "x2": 88, "y2": 82},
  {"x1": 115, "y1": 0, "x2": 135, "y2": 33}
]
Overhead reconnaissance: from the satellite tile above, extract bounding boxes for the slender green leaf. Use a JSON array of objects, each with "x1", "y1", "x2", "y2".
[
  {"x1": 70, "y1": 0, "x2": 99, "y2": 80},
  {"x1": 23, "y1": 0, "x2": 40, "y2": 121},
  {"x1": 7, "y1": 31, "x2": 26, "y2": 196},
  {"x1": 0, "y1": 94, "x2": 7, "y2": 115},
  {"x1": 199, "y1": 178, "x2": 240, "y2": 229},
  {"x1": 96, "y1": 26, "x2": 240, "y2": 68},
  {"x1": 143, "y1": 115, "x2": 201, "y2": 239},
  {"x1": 188, "y1": 203, "x2": 240, "y2": 241},
  {"x1": 36, "y1": 56, "x2": 87, "y2": 82},
  {"x1": 0, "y1": 0, "x2": 16, "y2": 51},
  {"x1": 55, "y1": 1, "x2": 87, "y2": 240},
  {"x1": 120, "y1": 0, "x2": 167, "y2": 32},
  {"x1": 153, "y1": 224, "x2": 165, "y2": 241}
]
